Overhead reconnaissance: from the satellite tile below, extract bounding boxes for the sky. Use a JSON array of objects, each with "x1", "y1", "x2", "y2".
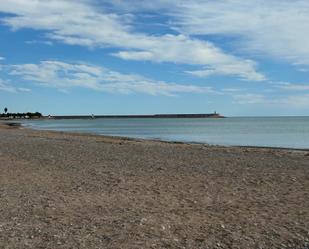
[{"x1": 0, "y1": 0, "x2": 309, "y2": 116}]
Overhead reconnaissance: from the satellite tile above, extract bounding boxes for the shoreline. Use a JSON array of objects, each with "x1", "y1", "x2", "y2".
[{"x1": 0, "y1": 122, "x2": 309, "y2": 248}]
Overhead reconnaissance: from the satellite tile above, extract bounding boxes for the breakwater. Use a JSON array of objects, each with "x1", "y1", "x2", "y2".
[{"x1": 51, "y1": 113, "x2": 224, "y2": 119}]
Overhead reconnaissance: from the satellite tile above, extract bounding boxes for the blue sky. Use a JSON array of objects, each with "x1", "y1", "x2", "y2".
[{"x1": 0, "y1": 0, "x2": 309, "y2": 116}]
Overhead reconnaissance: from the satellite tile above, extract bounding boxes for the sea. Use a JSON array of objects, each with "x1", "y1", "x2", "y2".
[{"x1": 22, "y1": 116, "x2": 309, "y2": 149}]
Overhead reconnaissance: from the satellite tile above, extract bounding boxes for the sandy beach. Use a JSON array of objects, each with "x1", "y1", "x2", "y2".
[{"x1": 0, "y1": 122, "x2": 308, "y2": 249}]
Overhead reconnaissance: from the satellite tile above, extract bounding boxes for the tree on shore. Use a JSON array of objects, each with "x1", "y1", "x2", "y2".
[
  {"x1": 0, "y1": 111, "x2": 43, "y2": 119},
  {"x1": 4, "y1": 107, "x2": 8, "y2": 114}
]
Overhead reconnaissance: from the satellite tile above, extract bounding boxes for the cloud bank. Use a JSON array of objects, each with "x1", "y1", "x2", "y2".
[
  {"x1": 102, "y1": 0, "x2": 309, "y2": 67},
  {"x1": 169, "y1": 0, "x2": 309, "y2": 66},
  {"x1": 0, "y1": 0, "x2": 265, "y2": 81},
  {"x1": 7, "y1": 60, "x2": 212, "y2": 96}
]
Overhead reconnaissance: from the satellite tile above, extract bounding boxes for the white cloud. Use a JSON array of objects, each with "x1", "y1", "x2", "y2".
[
  {"x1": 222, "y1": 88, "x2": 244, "y2": 93},
  {"x1": 0, "y1": 56, "x2": 5, "y2": 60},
  {"x1": 232, "y1": 92, "x2": 309, "y2": 108},
  {"x1": 17, "y1": 87, "x2": 31, "y2": 92},
  {"x1": 0, "y1": 80, "x2": 16, "y2": 92},
  {"x1": 233, "y1": 93, "x2": 266, "y2": 105},
  {"x1": 277, "y1": 82, "x2": 309, "y2": 91},
  {"x1": 0, "y1": 0, "x2": 264, "y2": 81},
  {"x1": 25, "y1": 40, "x2": 53, "y2": 46},
  {"x1": 169, "y1": 0, "x2": 309, "y2": 67},
  {"x1": 8, "y1": 60, "x2": 212, "y2": 96},
  {"x1": 84, "y1": 0, "x2": 309, "y2": 67},
  {"x1": 112, "y1": 35, "x2": 265, "y2": 81},
  {"x1": 0, "y1": 79, "x2": 30, "y2": 93},
  {"x1": 280, "y1": 94, "x2": 309, "y2": 108},
  {"x1": 186, "y1": 60, "x2": 266, "y2": 81}
]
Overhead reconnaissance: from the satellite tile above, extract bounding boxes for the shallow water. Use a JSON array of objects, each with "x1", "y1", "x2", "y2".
[{"x1": 23, "y1": 117, "x2": 309, "y2": 149}]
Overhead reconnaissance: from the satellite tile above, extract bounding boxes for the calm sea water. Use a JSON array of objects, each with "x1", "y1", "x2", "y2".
[{"x1": 23, "y1": 117, "x2": 309, "y2": 149}]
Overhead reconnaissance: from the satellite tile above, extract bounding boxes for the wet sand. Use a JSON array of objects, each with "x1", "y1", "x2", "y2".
[{"x1": 0, "y1": 123, "x2": 308, "y2": 248}]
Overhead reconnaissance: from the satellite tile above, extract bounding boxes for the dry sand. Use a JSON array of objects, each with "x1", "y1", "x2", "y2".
[{"x1": 0, "y1": 122, "x2": 308, "y2": 249}]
